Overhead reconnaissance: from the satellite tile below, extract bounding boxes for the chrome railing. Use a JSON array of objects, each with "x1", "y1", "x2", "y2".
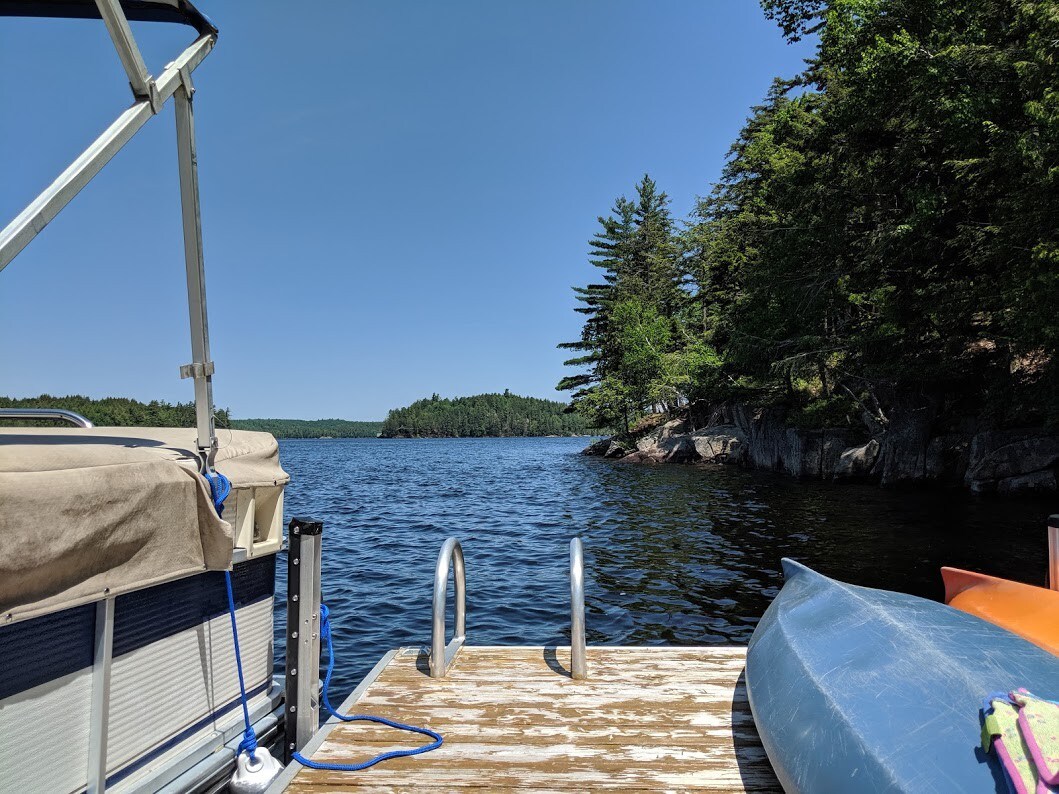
[
  {"x1": 0, "y1": 408, "x2": 94, "y2": 428},
  {"x1": 570, "y1": 537, "x2": 587, "y2": 680},
  {"x1": 430, "y1": 537, "x2": 466, "y2": 677}
]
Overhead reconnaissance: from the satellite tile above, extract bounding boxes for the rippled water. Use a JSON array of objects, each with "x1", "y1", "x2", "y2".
[{"x1": 274, "y1": 437, "x2": 1054, "y2": 696}]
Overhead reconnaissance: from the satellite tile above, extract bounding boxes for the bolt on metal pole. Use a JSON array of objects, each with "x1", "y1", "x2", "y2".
[{"x1": 285, "y1": 517, "x2": 323, "y2": 762}]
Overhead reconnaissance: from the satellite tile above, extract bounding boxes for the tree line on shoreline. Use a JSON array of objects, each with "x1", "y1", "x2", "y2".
[
  {"x1": 231, "y1": 418, "x2": 382, "y2": 438},
  {"x1": 379, "y1": 392, "x2": 592, "y2": 438},
  {"x1": 1, "y1": 393, "x2": 592, "y2": 439},
  {"x1": 0, "y1": 394, "x2": 233, "y2": 428},
  {"x1": 559, "y1": 0, "x2": 1058, "y2": 437},
  {"x1": 0, "y1": 395, "x2": 381, "y2": 437}
]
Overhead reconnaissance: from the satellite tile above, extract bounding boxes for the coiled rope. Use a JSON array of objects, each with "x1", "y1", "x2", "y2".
[
  {"x1": 291, "y1": 603, "x2": 443, "y2": 771},
  {"x1": 207, "y1": 469, "x2": 442, "y2": 773}
]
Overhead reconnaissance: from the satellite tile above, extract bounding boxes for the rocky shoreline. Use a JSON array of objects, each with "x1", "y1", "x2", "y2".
[{"x1": 584, "y1": 403, "x2": 1059, "y2": 495}]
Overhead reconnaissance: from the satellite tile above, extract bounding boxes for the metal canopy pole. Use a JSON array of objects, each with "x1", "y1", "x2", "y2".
[
  {"x1": 0, "y1": 34, "x2": 214, "y2": 271},
  {"x1": 86, "y1": 596, "x2": 115, "y2": 794},
  {"x1": 93, "y1": 0, "x2": 153, "y2": 100},
  {"x1": 3, "y1": 5, "x2": 218, "y2": 463},
  {"x1": 173, "y1": 71, "x2": 216, "y2": 465}
]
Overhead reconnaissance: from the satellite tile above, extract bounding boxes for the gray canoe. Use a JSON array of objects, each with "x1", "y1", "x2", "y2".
[{"x1": 747, "y1": 559, "x2": 1059, "y2": 793}]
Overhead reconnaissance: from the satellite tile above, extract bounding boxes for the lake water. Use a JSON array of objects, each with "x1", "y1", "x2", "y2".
[{"x1": 275, "y1": 436, "x2": 1054, "y2": 697}]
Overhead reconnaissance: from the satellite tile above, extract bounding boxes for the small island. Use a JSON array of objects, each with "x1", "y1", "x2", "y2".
[{"x1": 378, "y1": 391, "x2": 591, "y2": 438}]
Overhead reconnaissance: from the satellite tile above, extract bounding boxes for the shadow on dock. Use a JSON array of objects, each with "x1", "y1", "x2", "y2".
[
  {"x1": 731, "y1": 668, "x2": 783, "y2": 791},
  {"x1": 542, "y1": 645, "x2": 573, "y2": 678},
  {"x1": 414, "y1": 647, "x2": 431, "y2": 676}
]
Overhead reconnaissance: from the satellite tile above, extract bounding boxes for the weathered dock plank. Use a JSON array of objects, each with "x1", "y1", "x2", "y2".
[{"x1": 282, "y1": 646, "x2": 780, "y2": 792}]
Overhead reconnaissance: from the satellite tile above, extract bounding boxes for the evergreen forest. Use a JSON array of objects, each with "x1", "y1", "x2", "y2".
[
  {"x1": 0, "y1": 394, "x2": 232, "y2": 428},
  {"x1": 559, "y1": 0, "x2": 1059, "y2": 435},
  {"x1": 230, "y1": 418, "x2": 382, "y2": 438},
  {"x1": 379, "y1": 392, "x2": 592, "y2": 437},
  {"x1": 0, "y1": 395, "x2": 381, "y2": 437}
]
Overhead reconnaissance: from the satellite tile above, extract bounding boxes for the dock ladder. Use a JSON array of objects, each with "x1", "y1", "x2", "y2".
[{"x1": 428, "y1": 536, "x2": 588, "y2": 679}]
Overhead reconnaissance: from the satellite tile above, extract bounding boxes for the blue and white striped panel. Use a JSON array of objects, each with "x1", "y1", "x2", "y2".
[
  {"x1": 0, "y1": 556, "x2": 277, "y2": 794},
  {"x1": 0, "y1": 605, "x2": 95, "y2": 794}
]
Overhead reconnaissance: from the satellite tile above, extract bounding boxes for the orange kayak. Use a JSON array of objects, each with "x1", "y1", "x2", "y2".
[{"x1": 942, "y1": 567, "x2": 1059, "y2": 656}]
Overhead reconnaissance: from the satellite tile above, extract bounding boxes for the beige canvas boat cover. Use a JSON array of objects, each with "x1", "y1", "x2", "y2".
[{"x1": 0, "y1": 427, "x2": 289, "y2": 622}]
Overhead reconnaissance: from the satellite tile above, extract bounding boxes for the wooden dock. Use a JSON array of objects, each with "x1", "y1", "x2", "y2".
[{"x1": 276, "y1": 645, "x2": 780, "y2": 792}]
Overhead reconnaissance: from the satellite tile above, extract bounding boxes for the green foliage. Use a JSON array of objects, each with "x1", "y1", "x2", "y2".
[
  {"x1": 229, "y1": 418, "x2": 382, "y2": 438},
  {"x1": 0, "y1": 395, "x2": 381, "y2": 437},
  {"x1": 0, "y1": 394, "x2": 231, "y2": 427},
  {"x1": 379, "y1": 392, "x2": 592, "y2": 437},
  {"x1": 560, "y1": 0, "x2": 1059, "y2": 431},
  {"x1": 557, "y1": 176, "x2": 689, "y2": 429}
]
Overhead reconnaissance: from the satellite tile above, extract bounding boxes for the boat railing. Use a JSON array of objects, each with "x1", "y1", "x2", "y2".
[
  {"x1": 0, "y1": 408, "x2": 94, "y2": 428},
  {"x1": 430, "y1": 537, "x2": 466, "y2": 677},
  {"x1": 570, "y1": 537, "x2": 587, "y2": 680}
]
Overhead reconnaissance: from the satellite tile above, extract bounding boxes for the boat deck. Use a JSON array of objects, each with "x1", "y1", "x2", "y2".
[{"x1": 276, "y1": 645, "x2": 780, "y2": 792}]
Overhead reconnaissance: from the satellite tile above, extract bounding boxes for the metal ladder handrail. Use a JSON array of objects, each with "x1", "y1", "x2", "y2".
[
  {"x1": 570, "y1": 537, "x2": 587, "y2": 679},
  {"x1": 430, "y1": 537, "x2": 466, "y2": 677},
  {"x1": 0, "y1": 408, "x2": 94, "y2": 428}
]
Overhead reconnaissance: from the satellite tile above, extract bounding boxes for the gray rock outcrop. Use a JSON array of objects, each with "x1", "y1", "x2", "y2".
[
  {"x1": 691, "y1": 426, "x2": 747, "y2": 464},
  {"x1": 583, "y1": 402, "x2": 1058, "y2": 495},
  {"x1": 834, "y1": 439, "x2": 880, "y2": 480}
]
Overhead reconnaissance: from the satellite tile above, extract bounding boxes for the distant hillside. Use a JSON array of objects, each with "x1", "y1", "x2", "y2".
[
  {"x1": 379, "y1": 392, "x2": 590, "y2": 438},
  {"x1": 0, "y1": 395, "x2": 379, "y2": 438},
  {"x1": 229, "y1": 418, "x2": 382, "y2": 438}
]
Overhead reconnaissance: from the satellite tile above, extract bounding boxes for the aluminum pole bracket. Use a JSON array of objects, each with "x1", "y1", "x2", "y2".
[
  {"x1": 178, "y1": 66, "x2": 195, "y2": 98},
  {"x1": 179, "y1": 360, "x2": 215, "y2": 379},
  {"x1": 144, "y1": 81, "x2": 163, "y2": 114}
]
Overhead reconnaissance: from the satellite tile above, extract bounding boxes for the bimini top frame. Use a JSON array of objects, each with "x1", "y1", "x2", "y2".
[{"x1": 0, "y1": 0, "x2": 220, "y2": 471}]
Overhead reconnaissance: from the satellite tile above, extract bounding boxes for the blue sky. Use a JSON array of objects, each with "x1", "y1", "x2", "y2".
[{"x1": 0, "y1": 2, "x2": 815, "y2": 420}]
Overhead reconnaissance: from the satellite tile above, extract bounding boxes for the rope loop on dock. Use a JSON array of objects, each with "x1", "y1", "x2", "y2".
[
  {"x1": 217, "y1": 465, "x2": 441, "y2": 773},
  {"x1": 291, "y1": 603, "x2": 443, "y2": 771}
]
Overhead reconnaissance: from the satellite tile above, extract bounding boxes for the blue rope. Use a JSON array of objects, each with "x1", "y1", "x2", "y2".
[
  {"x1": 292, "y1": 604, "x2": 443, "y2": 771},
  {"x1": 225, "y1": 569, "x2": 259, "y2": 757},
  {"x1": 210, "y1": 469, "x2": 440, "y2": 771},
  {"x1": 208, "y1": 470, "x2": 258, "y2": 757},
  {"x1": 205, "y1": 470, "x2": 231, "y2": 517}
]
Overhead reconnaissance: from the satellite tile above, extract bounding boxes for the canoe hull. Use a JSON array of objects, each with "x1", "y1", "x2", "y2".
[
  {"x1": 747, "y1": 559, "x2": 1059, "y2": 793},
  {"x1": 942, "y1": 567, "x2": 1059, "y2": 657}
]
